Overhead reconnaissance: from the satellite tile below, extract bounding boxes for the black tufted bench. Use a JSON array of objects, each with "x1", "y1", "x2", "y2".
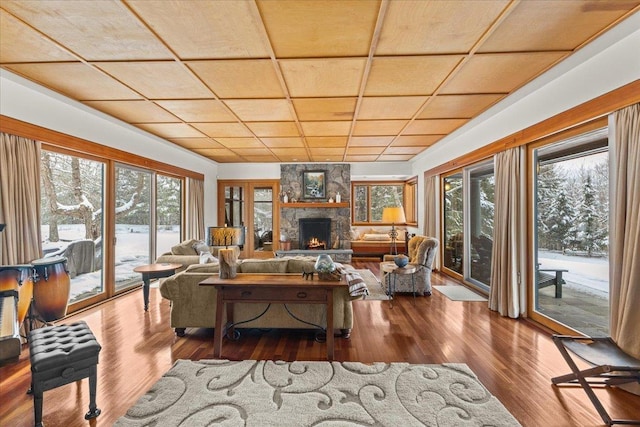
[{"x1": 28, "y1": 321, "x2": 101, "y2": 427}]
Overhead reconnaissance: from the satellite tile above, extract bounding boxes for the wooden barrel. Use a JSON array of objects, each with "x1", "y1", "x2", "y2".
[
  {"x1": 0, "y1": 265, "x2": 34, "y2": 326},
  {"x1": 31, "y1": 256, "x2": 70, "y2": 322}
]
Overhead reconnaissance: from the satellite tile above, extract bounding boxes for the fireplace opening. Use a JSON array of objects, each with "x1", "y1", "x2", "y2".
[{"x1": 299, "y1": 218, "x2": 331, "y2": 250}]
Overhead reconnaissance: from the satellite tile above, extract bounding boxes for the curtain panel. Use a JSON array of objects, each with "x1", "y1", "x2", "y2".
[
  {"x1": 0, "y1": 133, "x2": 42, "y2": 264},
  {"x1": 489, "y1": 148, "x2": 526, "y2": 318},
  {"x1": 610, "y1": 103, "x2": 640, "y2": 359},
  {"x1": 424, "y1": 174, "x2": 439, "y2": 270},
  {"x1": 186, "y1": 177, "x2": 204, "y2": 241}
]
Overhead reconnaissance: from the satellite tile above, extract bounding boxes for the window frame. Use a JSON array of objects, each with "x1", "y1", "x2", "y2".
[{"x1": 351, "y1": 178, "x2": 417, "y2": 226}]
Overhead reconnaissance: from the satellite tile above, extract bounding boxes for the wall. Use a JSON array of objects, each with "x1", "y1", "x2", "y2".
[
  {"x1": 409, "y1": 12, "x2": 640, "y2": 234},
  {"x1": 0, "y1": 70, "x2": 219, "y2": 227},
  {"x1": 279, "y1": 164, "x2": 350, "y2": 249}
]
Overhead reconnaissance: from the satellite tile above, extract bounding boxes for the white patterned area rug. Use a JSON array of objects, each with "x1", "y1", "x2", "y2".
[
  {"x1": 434, "y1": 285, "x2": 488, "y2": 302},
  {"x1": 356, "y1": 269, "x2": 391, "y2": 301},
  {"x1": 115, "y1": 359, "x2": 521, "y2": 426}
]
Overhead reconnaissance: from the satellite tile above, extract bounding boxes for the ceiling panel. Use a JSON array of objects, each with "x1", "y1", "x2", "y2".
[
  {"x1": 393, "y1": 135, "x2": 443, "y2": 147},
  {"x1": 127, "y1": 0, "x2": 271, "y2": 59},
  {"x1": 1, "y1": 0, "x2": 172, "y2": 60},
  {"x1": 377, "y1": 0, "x2": 509, "y2": 55},
  {"x1": 0, "y1": 10, "x2": 78, "y2": 63},
  {"x1": 261, "y1": 137, "x2": 305, "y2": 148},
  {"x1": 280, "y1": 58, "x2": 366, "y2": 97},
  {"x1": 224, "y1": 99, "x2": 294, "y2": 122},
  {"x1": 1, "y1": 1, "x2": 635, "y2": 163},
  {"x1": 84, "y1": 100, "x2": 179, "y2": 123},
  {"x1": 353, "y1": 120, "x2": 408, "y2": 136},
  {"x1": 418, "y1": 94, "x2": 505, "y2": 119},
  {"x1": 364, "y1": 56, "x2": 464, "y2": 96},
  {"x1": 300, "y1": 121, "x2": 352, "y2": 136},
  {"x1": 94, "y1": 61, "x2": 213, "y2": 99},
  {"x1": 168, "y1": 138, "x2": 225, "y2": 150},
  {"x1": 3, "y1": 63, "x2": 143, "y2": 100},
  {"x1": 358, "y1": 96, "x2": 428, "y2": 120},
  {"x1": 404, "y1": 119, "x2": 468, "y2": 135},
  {"x1": 245, "y1": 122, "x2": 300, "y2": 137},
  {"x1": 479, "y1": 0, "x2": 637, "y2": 52},
  {"x1": 136, "y1": 123, "x2": 205, "y2": 139},
  {"x1": 213, "y1": 138, "x2": 264, "y2": 149},
  {"x1": 192, "y1": 123, "x2": 253, "y2": 138},
  {"x1": 154, "y1": 100, "x2": 236, "y2": 122},
  {"x1": 349, "y1": 136, "x2": 394, "y2": 147},
  {"x1": 306, "y1": 137, "x2": 348, "y2": 148},
  {"x1": 292, "y1": 98, "x2": 357, "y2": 121},
  {"x1": 440, "y1": 52, "x2": 569, "y2": 94},
  {"x1": 258, "y1": 0, "x2": 380, "y2": 58},
  {"x1": 187, "y1": 60, "x2": 284, "y2": 99}
]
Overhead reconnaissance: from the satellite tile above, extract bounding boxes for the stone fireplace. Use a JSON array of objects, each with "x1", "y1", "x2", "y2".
[
  {"x1": 279, "y1": 164, "x2": 351, "y2": 250},
  {"x1": 299, "y1": 218, "x2": 331, "y2": 250}
]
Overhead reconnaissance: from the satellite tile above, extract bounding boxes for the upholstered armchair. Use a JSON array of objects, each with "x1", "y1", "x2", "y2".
[{"x1": 382, "y1": 236, "x2": 439, "y2": 296}]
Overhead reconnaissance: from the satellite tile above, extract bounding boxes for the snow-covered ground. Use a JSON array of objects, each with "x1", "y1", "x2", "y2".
[
  {"x1": 41, "y1": 224, "x2": 180, "y2": 302},
  {"x1": 538, "y1": 250, "x2": 609, "y2": 298}
]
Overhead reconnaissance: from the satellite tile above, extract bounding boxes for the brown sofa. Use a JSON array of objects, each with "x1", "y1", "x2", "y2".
[{"x1": 159, "y1": 256, "x2": 356, "y2": 338}]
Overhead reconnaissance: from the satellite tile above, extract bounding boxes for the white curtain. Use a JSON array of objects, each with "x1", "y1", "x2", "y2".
[
  {"x1": 186, "y1": 178, "x2": 204, "y2": 241},
  {"x1": 610, "y1": 103, "x2": 640, "y2": 359},
  {"x1": 424, "y1": 174, "x2": 440, "y2": 269},
  {"x1": 489, "y1": 148, "x2": 526, "y2": 318},
  {"x1": 0, "y1": 133, "x2": 42, "y2": 264}
]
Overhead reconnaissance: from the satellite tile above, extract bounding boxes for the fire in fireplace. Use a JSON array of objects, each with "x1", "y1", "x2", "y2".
[{"x1": 299, "y1": 218, "x2": 331, "y2": 250}]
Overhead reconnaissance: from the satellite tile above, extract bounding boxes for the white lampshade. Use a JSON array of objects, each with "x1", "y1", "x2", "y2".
[{"x1": 382, "y1": 206, "x2": 406, "y2": 224}]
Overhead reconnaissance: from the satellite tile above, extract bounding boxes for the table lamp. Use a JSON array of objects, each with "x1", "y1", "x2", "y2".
[{"x1": 382, "y1": 206, "x2": 406, "y2": 255}]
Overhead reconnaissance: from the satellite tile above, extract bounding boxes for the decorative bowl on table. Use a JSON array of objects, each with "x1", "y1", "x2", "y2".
[
  {"x1": 315, "y1": 254, "x2": 339, "y2": 280},
  {"x1": 394, "y1": 254, "x2": 409, "y2": 268}
]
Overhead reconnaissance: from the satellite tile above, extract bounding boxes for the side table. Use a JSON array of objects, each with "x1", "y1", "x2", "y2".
[
  {"x1": 133, "y1": 263, "x2": 181, "y2": 311},
  {"x1": 381, "y1": 261, "x2": 417, "y2": 307}
]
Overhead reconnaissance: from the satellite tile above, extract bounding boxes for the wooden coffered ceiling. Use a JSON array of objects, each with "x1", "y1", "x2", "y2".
[{"x1": 1, "y1": 1, "x2": 638, "y2": 163}]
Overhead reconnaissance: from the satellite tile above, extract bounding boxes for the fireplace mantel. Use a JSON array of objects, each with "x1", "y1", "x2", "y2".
[{"x1": 282, "y1": 202, "x2": 349, "y2": 208}]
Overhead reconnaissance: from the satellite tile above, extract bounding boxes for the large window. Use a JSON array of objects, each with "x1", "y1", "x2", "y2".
[
  {"x1": 156, "y1": 174, "x2": 182, "y2": 256},
  {"x1": 114, "y1": 165, "x2": 152, "y2": 292},
  {"x1": 40, "y1": 150, "x2": 105, "y2": 305},
  {"x1": 532, "y1": 128, "x2": 609, "y2": 336},
  {"x1": 467, "y1": 162, "x2": 494, "y2": 289},
  {"x1": 352, "y1": 180, "x2": 415, "y2": 225},
  {"x1": 39, "y1": 146, "x2": 185, "y2": 312},
  {"x1": 442, "y1": 173, "x2": 463, "y2": 275},
  {"x1": 441, "y1": 162, "x2": 495, "y2": 290}
]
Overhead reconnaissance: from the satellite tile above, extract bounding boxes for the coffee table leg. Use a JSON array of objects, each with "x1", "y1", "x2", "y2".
[
  {"x1": 326, "y1": 288, "x2": 334, "y2": 361},
  {"x1": 214, "y1": 290, "x2": 224, "y2": 358}
]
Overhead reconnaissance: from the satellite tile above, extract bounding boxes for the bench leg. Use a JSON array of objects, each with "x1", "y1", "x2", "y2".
[
  {"x1": 33, "y1": 385, "x2": 43, "y2": 427},
  {"x1": 555, "y1": 271, "x2": 563, "y2": 298},
  {"x1": 85, "y1": 366, "x2": 101, "y2": 420}
]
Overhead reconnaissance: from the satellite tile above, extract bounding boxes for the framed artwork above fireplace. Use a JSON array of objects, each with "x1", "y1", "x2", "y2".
[{"x1": 302, "y1": 170, "x2": 326, "y2": 200}]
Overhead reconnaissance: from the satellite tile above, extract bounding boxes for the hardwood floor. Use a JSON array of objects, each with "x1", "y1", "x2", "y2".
[{"x1": 1, "y1": 261, "x2": 638, "y2": 426}]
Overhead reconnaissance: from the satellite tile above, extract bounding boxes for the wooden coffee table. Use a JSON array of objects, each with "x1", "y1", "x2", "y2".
[
  {"x1": 133, "y1": 263, "x2": 181, "y2": 311},
  {"x1": 200, "y1": 274, "x2": 345, "y2": 360}
]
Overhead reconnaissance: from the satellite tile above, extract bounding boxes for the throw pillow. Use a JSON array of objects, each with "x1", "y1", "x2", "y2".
[
  {"x1": 362, "y1": 233, "x2": 389, "y2": 241},
  {"x1": 192, "y1": 240, "x2": 210, "y2": 254},
  {"x1": 171, "y1": 239, "x2": 198, "y2": 255},
  {"x1": 199, "y1": 251, "x2": 218, "y2": 264}
]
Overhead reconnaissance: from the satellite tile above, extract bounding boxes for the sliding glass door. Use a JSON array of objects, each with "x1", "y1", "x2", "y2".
[
  {"x1": 466, "y1": 162, "x2": 494, "y2": 290},
  {"x1": 114, "y1": 165, "x2": 152, "y2": 292},
  {"x1": 442, "y1": 172, "x2": 463, "y2": 276},
  {"x1": 40, "y1": 150, "x2": 105, "y2": 306},
  {"x1": 531, "y1": 128, "x2": 609, "y2": 336}
]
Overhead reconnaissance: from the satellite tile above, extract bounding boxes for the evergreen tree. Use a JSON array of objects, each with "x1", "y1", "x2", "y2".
[
  {"x1": 577, "y1": 175, "x2": 604, "y2": 256},
  {"x1": 536, "y1": 164, "x2": 564, "y2": 250}
]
